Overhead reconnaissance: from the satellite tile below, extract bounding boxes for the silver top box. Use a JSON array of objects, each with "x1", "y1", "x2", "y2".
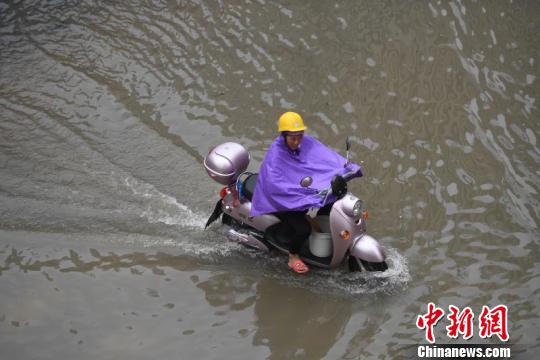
[{"x1": 204, "y1": 142, "x2": 250, "y2": 185}]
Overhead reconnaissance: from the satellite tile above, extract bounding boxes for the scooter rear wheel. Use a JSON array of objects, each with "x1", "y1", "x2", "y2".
[
  {"x1": 223, "y1": 213, "x2": 244, "y2": 229},
  {"x1": 222, "y1": 213, "x2": 234, "y2": 226}
]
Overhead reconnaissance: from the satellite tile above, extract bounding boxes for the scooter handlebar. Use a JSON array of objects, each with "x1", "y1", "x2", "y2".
[
  {"x1": 307, "y1": 169, "x2": 361, "y2": 217},
  {"x1": 342, "y1": 169, "x2": 358, "y2": 182},
  {"x1": 317, "y1": 169, "x2": 359, "y2": 198}
]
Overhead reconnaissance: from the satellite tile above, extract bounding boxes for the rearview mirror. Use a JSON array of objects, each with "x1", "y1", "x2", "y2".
[
  {"x1": 300, "y1": 176, "x2": 313, "y2": 188},
  {"x1": 346, "y1": 137, "x2": 352, "y2": 151}
]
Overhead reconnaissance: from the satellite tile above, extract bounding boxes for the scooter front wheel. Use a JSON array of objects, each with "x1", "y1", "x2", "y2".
[
  {"x1": 348, "y1": 256, "x2": 388, "y2": 272},
  {"x1": 348, "y1": 256, "x2": 362, "y2": 272},
  {"x1": 361, "y1": 259, "x2": 388, "y2": 272}
]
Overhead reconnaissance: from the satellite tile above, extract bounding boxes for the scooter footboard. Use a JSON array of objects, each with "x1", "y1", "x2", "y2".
[{"x1": 350, "y1": 234, "x2": 386, "y2": 263}]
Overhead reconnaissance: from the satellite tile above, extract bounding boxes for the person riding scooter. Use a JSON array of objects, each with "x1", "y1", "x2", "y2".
[{"x1": 250, "y1": 111, "x2": 363, "y2": 274}]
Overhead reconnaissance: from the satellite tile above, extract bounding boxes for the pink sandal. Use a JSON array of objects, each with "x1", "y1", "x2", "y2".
[{"x1": 288, "y1": 259, "x2": 309, "y2": 274}]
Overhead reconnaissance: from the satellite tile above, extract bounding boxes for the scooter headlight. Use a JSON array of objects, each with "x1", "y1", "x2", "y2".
[
  {"x1": 341, "y1": 195, "x2": 363, "y2": 221},
  {"x1": 352, "y1": 200, "x2": 364, "y2": 220}
]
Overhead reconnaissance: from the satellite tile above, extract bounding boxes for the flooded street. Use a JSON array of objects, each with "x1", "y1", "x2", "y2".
[{"x1": 1, "y1": 0, "x2": 539, "y2": 358}]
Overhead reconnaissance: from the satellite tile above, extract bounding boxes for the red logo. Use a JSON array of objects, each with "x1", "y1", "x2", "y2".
[
  {"x1": 479, "y1": 305, "x2": 509, "y2": 342},
  {"x1": 417, "y1": 304, "x2": 509, "y2": 343},
  {"x1": 446, "y1": 305, "x2": 474, "y2": 340},
  {"x1": 416, "y1": 302, "x2": 445, "y2": 343}
]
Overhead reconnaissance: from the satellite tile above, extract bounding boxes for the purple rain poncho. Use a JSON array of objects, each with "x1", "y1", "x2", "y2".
[{"x1": 250, "y1": 134, "x2": 363, "y2": 216}]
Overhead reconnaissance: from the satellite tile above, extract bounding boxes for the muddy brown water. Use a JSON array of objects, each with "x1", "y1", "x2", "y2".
[{"x1": 1, "y1": 1, "x2": 539, "y2": 359}]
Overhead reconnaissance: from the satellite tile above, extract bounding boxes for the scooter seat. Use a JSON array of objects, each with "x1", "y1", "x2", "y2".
[{"x1": 242, "y1": 173, "x2": 258, "y2": 201}]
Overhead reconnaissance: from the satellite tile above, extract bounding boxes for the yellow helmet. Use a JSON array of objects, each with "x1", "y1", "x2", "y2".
[{"x1": 278, "y1": 111, "x2": 307, "y2": 132}]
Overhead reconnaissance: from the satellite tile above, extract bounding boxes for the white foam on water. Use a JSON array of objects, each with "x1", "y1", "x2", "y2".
[
  {"x1": 140, "y1": 235, "x2": 243, "y2": 258},
  {"x1": 98, "y1": 223, "x2": 246, "y2": 261},
  {"x1": 123, "y1": 177, "x2": 207, "y2": 229},
  {"x1": 257, "y1": 247, "x2": 411, "y2": 297}
]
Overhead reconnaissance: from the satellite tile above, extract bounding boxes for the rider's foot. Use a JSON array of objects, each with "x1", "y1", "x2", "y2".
[{"x1": 288, "y1": 254, "x2": 309, "y2": 274}]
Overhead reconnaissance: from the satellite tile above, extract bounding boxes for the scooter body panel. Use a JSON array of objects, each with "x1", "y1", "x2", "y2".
[
  {"x1": 328, "y1": 195, "x2": 367, "y2": 267},
  {"x1": 350, "y1": 234, "x2": 386, "y2": 263},
  {"x1": 227, "y1": 228, "x2": 270, "y2": 252},
  {"x1": 222, "y1": 192, "x2": 279, "y2": 232},
  {"x1": 220, "y1": 189, "x2": 386, "y2": 268}
]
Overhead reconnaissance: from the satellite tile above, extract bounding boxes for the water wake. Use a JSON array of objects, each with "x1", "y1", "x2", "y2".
[
  {"x1": 123, "y1": 177, "x2": 207, "y2": 229},
  {"x1": 260, "y1": 247, "x2": 411, "y2": 297}
]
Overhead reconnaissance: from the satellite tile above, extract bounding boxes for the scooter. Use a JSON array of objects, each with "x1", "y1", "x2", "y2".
[{"x1": 203, "y1": 140, "x2": 388, "y2": 272}]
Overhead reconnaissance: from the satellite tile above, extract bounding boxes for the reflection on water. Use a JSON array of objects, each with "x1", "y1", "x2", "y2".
[
  {"x1": 0, "y1": 239, "x2": 349, "y2": 359},
  {"x1": 1, "y1": 247, "x2": 200, "y2": 276},
  {"x1": 252, "y1": 279, "x2": 351, "y2": 360},
  {"x1": 195, "y1": 272, "x2": 257, "y2": 311},
  {"x1": 1, "y1": 0, "x2": 539, "y2": 358},
  {"x1": 0, "y1": 242, "x2": 353, "y2": 360}
]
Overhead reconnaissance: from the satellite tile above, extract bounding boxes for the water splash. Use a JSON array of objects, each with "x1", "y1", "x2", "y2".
[
  {"x1": 247, "y1": 247, "x2": 410, "y2": 297},
  {"x1": 123, "y1": 177, "x2": 207, "y2": 229}
]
